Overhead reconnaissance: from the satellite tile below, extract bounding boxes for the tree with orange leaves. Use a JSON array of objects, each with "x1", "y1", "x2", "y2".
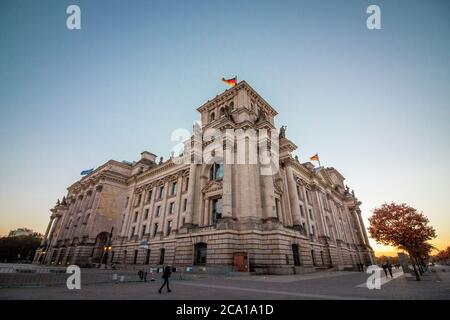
[
  {"x1": 433, "y1": 246, "x2": 450, "y2": 264},
  {"x1": 368, "y1": 202, "x2": 436, "y2": 280}
]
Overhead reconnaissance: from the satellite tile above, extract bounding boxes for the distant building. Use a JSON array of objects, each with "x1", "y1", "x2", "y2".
[
  {"x1": 34, "y1": 81, "x2": 374, "y2": 273},
  {"x1": 9, "y1": 228, "x2": 34, "y2": 237}
]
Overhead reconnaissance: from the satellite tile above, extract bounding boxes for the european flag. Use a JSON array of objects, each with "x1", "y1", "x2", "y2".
[{"x1": 80, "y1": 168, "x2": 94, "y2": 176}]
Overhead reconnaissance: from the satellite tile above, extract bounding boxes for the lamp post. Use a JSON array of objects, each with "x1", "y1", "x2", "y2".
[{"x1": 101, "y1": 227, "x2": 114, "y2": 269}]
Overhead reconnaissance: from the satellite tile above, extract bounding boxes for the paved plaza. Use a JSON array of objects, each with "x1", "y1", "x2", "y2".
[{"x1": 1, "y1": 265, "x2": 449, "y2": 300}]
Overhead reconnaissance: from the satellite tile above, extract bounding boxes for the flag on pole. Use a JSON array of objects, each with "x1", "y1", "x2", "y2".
[
  {"x1": 222, "y1": 76, "x2": 237, "y2": 87},
  {"x1": 309, "y1": 154, "x2": 319, "y2": 162},
  {"x1": 80, "y1": 168, "x2": 94, "y2": 176},
  {"x1": 309, "y1": 153, "x2": 321, "y2": 167}
]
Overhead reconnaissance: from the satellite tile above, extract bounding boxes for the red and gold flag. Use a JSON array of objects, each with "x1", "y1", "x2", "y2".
[
  {"x1": 310, "y1": 153, "x2": 319, "y2": 162},
  {"x1": 222, "y1": 76, "x2": 237, "y2": 87}
]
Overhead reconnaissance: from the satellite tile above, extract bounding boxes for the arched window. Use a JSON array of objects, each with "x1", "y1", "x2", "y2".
[
  {"x1": 194, "y1": 242, "x2": 207, "y2": 265},
  {"x1": 210, "y1": 112, "x2": 215, "y2": 122},
  {"x1": 209, "y1": 163, "x2": 223, "y2": 180},
  {"x1": 220, "y1": 107, "x2": 225, "y2": 117}
]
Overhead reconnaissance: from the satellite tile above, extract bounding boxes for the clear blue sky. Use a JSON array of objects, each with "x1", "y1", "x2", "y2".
[{"x1": 1, "y1": 0, "x2": 449, "y2": 254}]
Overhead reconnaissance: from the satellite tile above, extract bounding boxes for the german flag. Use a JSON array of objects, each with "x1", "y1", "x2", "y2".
[
  {"x1": 222, "y1": 76, "x2": 237, "y2": 87},
  {"x1": 310, "y1": 153, "x2": 319, "y2": 162}
]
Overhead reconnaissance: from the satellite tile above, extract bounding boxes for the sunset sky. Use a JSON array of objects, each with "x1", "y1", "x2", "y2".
[{"x1": 1, "y1": 0, "x2": 449, "y2": 255}]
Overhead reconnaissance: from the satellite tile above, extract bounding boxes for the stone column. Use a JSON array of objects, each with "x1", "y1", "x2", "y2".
[
  {"x1": 203, "y1": 198, "x2": 210, "y2": 225},
  {"x1": 356, "y1": 210, "x2": 370, "y2": 246},
  {"x1": 185, "y1": 163, "x2": 197, "y2": 225},
  {"x1": 146, "y1": 185, "x2": 157, "y2": 237},
  {"x1": 223, "y1": 130, "x2": 234, "y2": 220},
  {"x1": 87, "y1": 185, "x2": 103, "y2": 236},
  {"x1": 222, "y1": 162, "x2": 233, "y2": 219},
  {"x1": 160, "y1": 179, "x2": 170, "y2": 235},
  {"x1": 174, "y1": 173, "x2": 184, "y2": 229},
  {"x1": 285, "y1": 165, "x2": 301, "y2": 226},
  {"x1": 261, "y1": 174, "x2": 277, "y2": 220},
  {"x1": 345, "y1": 207, "x2": 357, "y2": 245},
  {"x1": 311, "y1": 188, "x2": 327, "y2": 237},
  {"x1": 42, "y1": 217, "x2": 54, "y2": 244},
  {"x1": 352, "y1": 209, "x2": 368, "y2": 246}
]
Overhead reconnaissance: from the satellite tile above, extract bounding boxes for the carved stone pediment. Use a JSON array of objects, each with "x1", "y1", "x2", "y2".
[
  {"x1": 274, "y1": 178, "x2": 283, "y2": 194},
  {"x1": 201, "y1": 180, "x2": 223, "y2": 193}
]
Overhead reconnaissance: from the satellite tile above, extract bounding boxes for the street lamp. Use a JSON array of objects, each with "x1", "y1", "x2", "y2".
[
  {"x1": 102, "y1": 246, "x2": 112, "y2": 265},
  {"x1": 100, "y1": 227, "x2": 114, "y2": 269}
]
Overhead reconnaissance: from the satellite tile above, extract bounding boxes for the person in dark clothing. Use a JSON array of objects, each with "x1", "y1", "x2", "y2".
[
  {"x1": 159, "y1": 265, "x2": 172, "y2": 293},
  {"x1": 381, "y1": 262, "x2": 388, "y2": 277},
  {"x1": 386, "y1": 261, "x2": 393, "y2": 278}
]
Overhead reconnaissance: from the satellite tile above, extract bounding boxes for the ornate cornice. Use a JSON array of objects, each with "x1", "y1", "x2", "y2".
[
  {"x1": 201, "y1": 180, "x2": 223, "y2": 193},
  {"x1": 196, "y1": 81, "x2": 278, "y2": 116}
]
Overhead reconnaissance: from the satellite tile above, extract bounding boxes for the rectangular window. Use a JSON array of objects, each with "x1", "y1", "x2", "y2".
[
  {"x1": 171, "y1": 182, "x2": 177, "y2": 195},
  {"x1": 300, "y1": 205, "x2": 304, "y2": 217},
  {"x1": 309, "y1": 209, "x2": 313, "y2": 220},
  {"x1": 169, "y1": 202, "x2": 174, "y2": 214},
  {"x1": 134, "y1": 211, "x2": 138, "y2": 222},
  {"x1": 306, "y1": 190, "x2": 311, "y2": 203},
  {"x1": 322, "y1": 193, "x2": 329, "y2": 210},
  {"x1": 311, "y1": 225, "x2": 315, "y2": 236},
  {"x1": 153, "y1": 223, "x2": 158, "y2": 237},
  {"x1": 211, "y1": 198, "x2": 222, "y2": 224},
  {"x1": 146, "y1": 190, "x2": 152, "y2": 203},
  {"x1": 159, "y1": 186, "x2": 164, "y2": 199},
  {"x1": 185, "y1": 178, "x2": 189, "y2": 191},
  {"x1": 131, "y1": 226, "x2": 135, "y2": 237},
  {"x1": 141, "y1": 225, "x2": 146, "y2": 237},
  {"x1": 156, "y1": 206, "x2": 161, "y2": 217},
  {"x1": 167, "y1": 220, "x2": 173, "y2": 236},
  {"x1": 144, "y1": 208, "x2": 149, "y2": 220},
  {"x1": 292, "y1": 244, "x2": 301, "y2": 266},
  {"x1": 144, "y1": 249, "x2": 151, "y2": 264},
  {"x1": 275, "y1": 198, "x2": 280, "y2": 219},
  {"x1": 183, "y1": 198, "x2": 187, "y2": 211},
  {"x1": 159, "y1": 248, "x2": 165, "y2": 265},
  {"x1": 135, "y1": 194, "x2": 142, "y2": 207},
  {"x1": 210, "y1": 163, "x2": 223, "y2": 180},
  {"x1": 296, "y1": 185, "x2": 301, "y2": 199}
]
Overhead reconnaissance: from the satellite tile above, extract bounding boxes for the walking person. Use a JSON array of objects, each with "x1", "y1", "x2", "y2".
[
  {"x1": 387, "y1": 261, "x2": 393, "y2": 278},
  {"x1": 159, "y1": 265, "x2": 172, "y2": 293},
  {"x1": 382, "y1": 262, "x2": 388, "y2": 277}
]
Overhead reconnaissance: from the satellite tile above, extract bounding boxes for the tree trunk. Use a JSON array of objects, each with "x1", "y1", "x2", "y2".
[
  {"x1": 415, "y1": 255, "x2": 424, "y2": 275},
  {"x1": 409, "y1": 252, "x2": 421, "y2": 281}
]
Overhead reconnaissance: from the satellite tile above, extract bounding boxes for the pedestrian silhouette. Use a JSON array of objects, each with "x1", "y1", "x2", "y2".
[
  {"x1": 382, "y1": 262, "x2": 388, "y2": 277},
  {"x1": 387, "y1": 261, "x2": 393, "y2": 278},
  {"x1": 159, "y1": 265, "x2": 172, "y2": 293}
]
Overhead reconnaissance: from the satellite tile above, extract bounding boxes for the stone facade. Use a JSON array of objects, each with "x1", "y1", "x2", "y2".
[{"x1": 34, "y1": 81, "x2": 375, "y2": 274}]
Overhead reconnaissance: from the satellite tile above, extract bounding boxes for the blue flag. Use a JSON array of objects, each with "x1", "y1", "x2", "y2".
[{"x1": 80, "y1": 168, "x2": 94, "y2": 176}]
